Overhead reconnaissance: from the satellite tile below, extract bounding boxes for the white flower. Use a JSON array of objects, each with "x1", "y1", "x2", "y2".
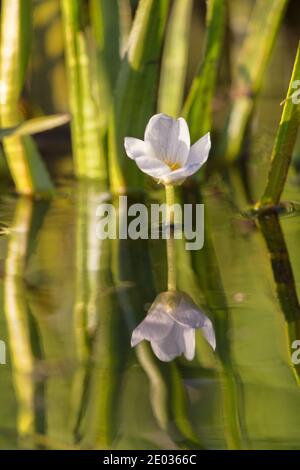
[
  {"x1": 124, "y1": 114, "x2": 211, "y2": 185},
  {"x1": 131, "y1": 291, "x2": 216, "y2": 362}
]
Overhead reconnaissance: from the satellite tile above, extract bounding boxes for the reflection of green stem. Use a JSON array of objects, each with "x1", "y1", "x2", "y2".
[
  {"x1": 258, "y1": 211, "x2": 300, "y2": 383},
  {"x1": 166, "y1": 237, "x2": 176, "y2": 292},
  {"x1": 165, "y1": 185, "x2": 176, "y2": 291},
  {"x1": 4, "y1": 199, "x2": 35, "y2": 439},
  {"x1": 112, "y1": 203, "x2": 202, "y2": 448},
  {"x1": 180, "y1": 185, "x2": 244, "y2": 449},
  {"x1": 73, "y1": 188, "x2": 127, "y2": 449}
]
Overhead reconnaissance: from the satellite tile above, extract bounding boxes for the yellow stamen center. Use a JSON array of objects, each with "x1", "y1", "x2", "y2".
[{"x1": 165, "y1": 161, "x2": 181, "y2": 171}]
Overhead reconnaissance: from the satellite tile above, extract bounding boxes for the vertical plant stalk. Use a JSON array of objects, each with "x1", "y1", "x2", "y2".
[
  {"x1": 158, "y1": 0, "x2": 193, "y2": 117},
  {"x1": 118, "y1": 0, "x2": 132, "y2": 56},
  {"x1": 89, "y1": 0, "x2": 120, "y2": 135},
  {"x1": 165, "y1": 185, "x2": 176, "y2": 291},
  {"x1": 61, "y1": 0, "x2": 107, "y2": 181},
  {"x1": 90, "y1": 0, "x2": 120, "y2": 86},
  {"x1": 257, "y1": 42, "x2": 300, "y2": 207},
  {"x1": 0, "y1": 0, "x2": 53, "y2": 196},
  {"x1": 108, "y1": 0, "x2": 170, "y2": 192},
  {"x1": 183, "y1": 0, "x2": 226, "y2": 142},
  {"x1": 219, "y1": 0, "x2": 288, "y2": 162}
]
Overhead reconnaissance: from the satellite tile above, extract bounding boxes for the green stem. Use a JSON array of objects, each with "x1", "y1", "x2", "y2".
[
  {"x1": 182, "y1": 0, "x2": 226, "y2": 141},
  {"x1": 218, "y1": 0, "x2": 288, "y2": 163},
  {"x1": 258, "y1": 41, "x2": 300, "y2": 207},
  {"x1": 0, "y1": 0, "x2": 53, "y2": 196},
  {"x1": 61, "y1": 0, "x2": 106, "y2": 181},
  {"x1": 165, "y1": 185, "x2": 176, "y2": 291},
  {"x1": 165, "y1": 184, "x2": 175, "y2": 223}
]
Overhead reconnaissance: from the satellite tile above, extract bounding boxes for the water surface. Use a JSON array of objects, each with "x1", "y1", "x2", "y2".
[{"x1": 1, "y1": 172, "x2": 300, "y2": 450}]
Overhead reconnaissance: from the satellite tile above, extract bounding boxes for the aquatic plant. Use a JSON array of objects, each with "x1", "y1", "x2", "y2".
[
  {"x1": 258, "y1": 42, "x2": 300, "y2": 208},
  {"x1": 124, "y1": 113, "x2": 211, "y2": 186},
  {"x1": 61, "y1": 0, "x2": 106, "y2": 181},
  {"x1": 219, "y1": 0, "x2": 288, "y2": 163},
  {"x1": 0, "y1": 0, "x2": 54, "y2": 196}
]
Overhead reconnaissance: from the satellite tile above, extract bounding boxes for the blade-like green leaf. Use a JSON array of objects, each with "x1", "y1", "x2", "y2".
[
  {"x1": 108, "y1": 0, "x2": 170, "y2": 192},
  {"x1": 89, "y1": 0, "x2": 120, "y2": 134},
  {"x1": 219, "y1": 0, "x2": 288, "y2": 163},
  {"x1": 257, "y1": 42, "x2": 300, "y2": 207},
  {"x1": 0, "y1": 0, "x2": 54, "y2": 196},
  {"x1": 158, "y1": 0, "x2": 193, "y2": 117},
  {"x1": 61, "y1": 0, "x2": 107, "y2": 181},
  {"x1": 183, "y1": 0, "x2": 226, "y2": 141},
  {"x1": 0, "y1": 114, "x2": 70, "y2": 139},
  {"x1": 90, "y1": 0, "x2": 121, "y2": 86}
]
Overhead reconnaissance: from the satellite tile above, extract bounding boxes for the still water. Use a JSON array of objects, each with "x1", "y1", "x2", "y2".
[{"x1": 1, "y1": 168, "x2": 300, "y2": 450}]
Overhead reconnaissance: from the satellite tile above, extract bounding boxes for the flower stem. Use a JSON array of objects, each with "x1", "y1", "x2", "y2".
[
  {"x1": 165, "y1": 184, "x2": 175, "y2": 224},
  {"x1": 165, "y1": 185, "x2": 176, "y2": 291}
]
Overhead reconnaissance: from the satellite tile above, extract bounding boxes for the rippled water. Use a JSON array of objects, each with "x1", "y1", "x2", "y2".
[{"x1": 0, "y1": 168, "x2": 300, "y2": 450}]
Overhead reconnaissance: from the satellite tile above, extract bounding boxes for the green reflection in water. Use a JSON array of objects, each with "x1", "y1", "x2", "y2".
[{"x1": 1, "y1": 176, "x2": 300, "y2": 449}]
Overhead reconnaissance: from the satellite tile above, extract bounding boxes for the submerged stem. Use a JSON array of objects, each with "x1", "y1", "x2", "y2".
[{"x1": 165, "y1": 185, "x2": 176, "y2": 291}]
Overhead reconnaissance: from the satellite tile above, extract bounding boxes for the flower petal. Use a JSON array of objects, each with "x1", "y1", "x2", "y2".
[
  {"x1": 135, "y1": 156, "x2": 171, "y2": 179},
  {"x1": 124, "y1": 137, "x2": 147, "y2": 160},
  {"x1": 131, "y1": 304, "x2": 174, "y2": 347},
  {"x1": 187, "y1": 132, "x2": 211, "y2": 168},
  {"x1": 161, "y1": 133, "x2": 211, "y2": 184},
  {"x1": 144, "y1": 114, "x2": 190, "y2": 166},
  {"x1": 150, "y1": 324, "x2": 195, "y2": 361},
  {"x1": 167, "y1": 292, "x2": 208, "y2": 328},
  {"x1": 160, "y1": 164, "x2": 198, "y2": 185},
  {"x1": 150, "y1": 323, "x2": 183, "y2": 361},
  {"x1": 182, "y1": 328, "x2": 196, "y2": 360},
  {"x1": 201, "y1": 317, "x2": 216, "y2": 350}
]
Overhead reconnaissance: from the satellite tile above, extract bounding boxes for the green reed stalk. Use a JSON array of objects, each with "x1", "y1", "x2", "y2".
[
  {"x1": 257, "y1": 42, "x2": 300, "y2": 207},
  {"x1": 183, "y1": 0, "x2": 225, "y2": 141},
  {"x1": 0, "y1": 0, "x2": 54, "y2": 196},
  {"x1": 90, "y1": 0, "x2": 120, "y2": 86},
  {"x1": 108, "y1": 0, "x2": 170, "y2": 192},
  {"x1": 219, "y1": 0, "x2": 288, "y2": 163},
  {"x1": 117, "y1": 0, "x2": 132, "y2": 56},
  {"x1": 89, "y1": 0, "x2": 120, "y2": 135},
  {"x1": 61, "y1": 0, "x2": 107, "y2": 181},
  {"x1": 158, "y1": 0, "x2": 193, "y2": 117}
]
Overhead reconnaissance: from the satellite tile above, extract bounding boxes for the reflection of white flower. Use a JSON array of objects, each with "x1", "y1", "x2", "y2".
[
  {"x1": 131, "y1": 291, "x2": 216, "y2": 362},
  {"x1": 124, "y1": 114, "x2": 211, "y2": 185}
]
